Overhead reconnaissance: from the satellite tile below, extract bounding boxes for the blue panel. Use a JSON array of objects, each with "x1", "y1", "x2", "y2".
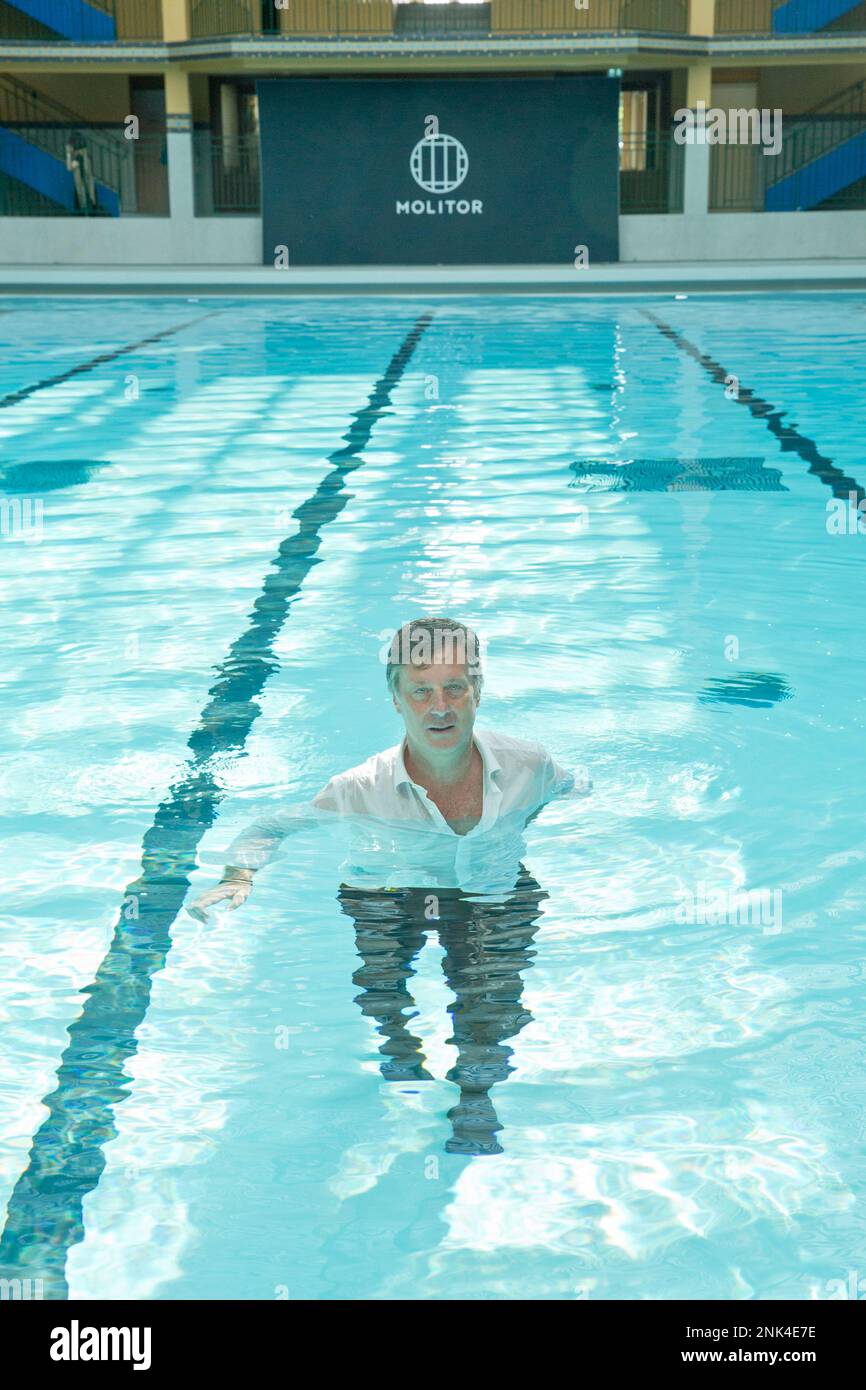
[
  {"x1": 257, "y1": 75, "x2": 621, "y2": 266},
  {"x1": 5, "y1": 0, "x2": 116, "y2": 41},
  {"x1": 0, "y1": 127, "x2": 120, "y2": 216},
  {"x1": 765, "y1": 129, "x2": 866, "y2": 209},
  {"x1": 772, "y1": 0, "x2": 860, "y2": 33}
]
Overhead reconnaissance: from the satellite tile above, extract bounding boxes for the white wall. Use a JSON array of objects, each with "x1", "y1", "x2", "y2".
[
  {"x1": 2, "y1": 211, "x2": 866, "y2": 267},
  {"x1": 620, "y1": 210, "x2": 866, "y2": 261},
  {"x1": 0, "y1": 216, "x2": 261, "y2": 265}
]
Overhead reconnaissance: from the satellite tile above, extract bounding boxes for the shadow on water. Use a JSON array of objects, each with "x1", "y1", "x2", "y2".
[
  {"x1": 569, "y1": 456, "x2": 787, "y2": 492},
  {"x1": 339, "y1": 866, "x2": 547, "y2": 1156},
  {"x1": 698, "y1": 672, "x2": 794, "y2": 708},
  {"x1": 1, "y1": 460, "x2": 109, "y2": 492}
]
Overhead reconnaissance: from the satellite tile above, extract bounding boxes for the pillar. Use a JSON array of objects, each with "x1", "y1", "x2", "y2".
[{"x1": 683, "y1": 62, "x2": 713, "y2": 217}]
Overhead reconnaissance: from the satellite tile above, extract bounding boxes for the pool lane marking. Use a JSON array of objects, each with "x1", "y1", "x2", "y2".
[
  {"x1": 0, "y1": 311, "x2": 221, "y2": 411},
  {"x1": 0, "y1": 310, "x2": 434, "y2": 1298},
  {"x1": 640, "y1": 309, "x2": 866, "y2": 504}
]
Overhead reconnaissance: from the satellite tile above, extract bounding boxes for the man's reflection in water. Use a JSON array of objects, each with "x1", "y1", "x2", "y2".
[{"x1": 339, "y1": 865, "x2": 547, "y2": 1155}]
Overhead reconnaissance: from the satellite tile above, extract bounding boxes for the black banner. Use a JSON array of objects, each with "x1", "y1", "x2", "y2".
[
  {"x1": 2, "y1": 1297, "x2": 861, "y2": 1372},
  {"x1": 257, "y1": 75, "x2": 620, "y2": 267}
]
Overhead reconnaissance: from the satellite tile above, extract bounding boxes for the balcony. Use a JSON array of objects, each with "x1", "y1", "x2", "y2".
[
  {"x1": 1, "y1": 0, "x2": 865, "y2": 45},
  {"x1": 0, "y1": 0, "x2": 162, "y2": 40},
  {"x1": 185, "y1": 0, "x2": 690, "y2": 38},
  {"x1": 492, "y1": 0, "x2": 689, "y2": 31},
  {"x1": 715, "y1": 0, "x2": 866, "y2": 32}
]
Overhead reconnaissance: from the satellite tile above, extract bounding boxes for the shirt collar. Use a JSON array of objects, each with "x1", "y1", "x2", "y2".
[{"x1": 394, "y1": 726, "x2": 502, "y2": 791}]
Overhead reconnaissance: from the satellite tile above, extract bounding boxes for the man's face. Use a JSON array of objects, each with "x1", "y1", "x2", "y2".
[{"x1": 393, "y1": 661, "x2": 478, "y2": 756}]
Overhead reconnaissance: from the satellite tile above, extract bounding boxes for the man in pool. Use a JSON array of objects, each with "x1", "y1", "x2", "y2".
[
  {"x1": 188, "y1": 616, "x2": 590, "y2": 1153},
  {"x1": 189, "y1": 615, "x2": 588, "y2": 916}
]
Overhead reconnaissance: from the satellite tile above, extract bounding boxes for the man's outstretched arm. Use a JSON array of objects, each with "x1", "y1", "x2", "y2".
[
  {"x1": 523, "y1": 757, "x2": 592, "y2": 828},
  {"x1": 186, "y1": 786, "x2": 340, "y2": 923}
]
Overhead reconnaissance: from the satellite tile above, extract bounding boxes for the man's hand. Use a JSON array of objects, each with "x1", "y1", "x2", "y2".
[{"x1": 187, "y1": 871, "x2": 253, "y2": 924}]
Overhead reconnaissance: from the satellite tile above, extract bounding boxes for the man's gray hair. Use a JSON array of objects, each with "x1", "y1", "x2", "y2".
[{"x1": 386, "y1": 616, "x2": 483, "y2": 697}]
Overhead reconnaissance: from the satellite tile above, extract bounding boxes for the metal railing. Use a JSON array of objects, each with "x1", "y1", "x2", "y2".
[
  {"x1": 0, "y1": 0, "x2": 163, "y2": 41},
  {"x1": 768, "y1": 114, "x2": 866, "y2": 206},
  {"x1": 710, "y1": 116, "x2": 866, "y2": 208},
  {"x1": 193, "y1": 130, "x2": 260, "y2": 212},
  {"x1": 620, "y1": 130, "x2": 685, "y2": 211},
  {"x1": 190, "y1": 0, "x2": 394, "y2": 36},
  {"x1": 394, "y1": 2, "x2": 491, "y2": 35},
  {"x1": 773, "y1": 113, "x2": 866, "y2": 181},
  {"x1": 491, "y1": 0, "x2": 689, "y2": 31},
  {"x1": 715, "y1": 0, "x2": 784, "y2": 30},
  {"x1": 0, "y1": 129, "x2": 168, "y2": 213},
  {"x1": 188, "y1": 0, "x2": 690, "y2": 36},
  {"x1": 0, "y1": 76, "x2": 130, "y2": 185},
  {"x1": 709, "y1": 141, "x2": 763, "y2": 209},
  {"x1": 715, "y1": 0, "x2": 866, "y2": 33},
  {"x1": 804, "y1": 73, "x2": 866, "y2": 120},
  {"x1": 711, "y1": 80, "x2": 866, "y2": 208},
  {"x1": 6, "y1": 0, "x2": 865, "y2": 41}
]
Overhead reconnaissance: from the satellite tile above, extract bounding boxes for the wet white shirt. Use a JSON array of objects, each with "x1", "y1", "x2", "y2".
[{"x1": 225, "y1": 726, "x2": 589, "y2": 896}]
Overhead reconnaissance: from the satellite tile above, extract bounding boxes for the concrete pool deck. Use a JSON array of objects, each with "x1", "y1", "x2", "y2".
[{"x1": 2, "y1": 261, "x2": 866, "y2": 295}]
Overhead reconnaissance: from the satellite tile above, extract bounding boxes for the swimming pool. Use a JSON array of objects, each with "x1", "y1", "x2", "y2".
[{"x1": 1, "y1": 292, "x2": 864, "y2": 1302}]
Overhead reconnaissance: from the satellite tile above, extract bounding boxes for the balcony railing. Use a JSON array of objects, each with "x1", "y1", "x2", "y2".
[
  {"x1": 710, "y1": 115, "x2": 866, "y2": 209},
  {"x1": 715, "y1": 0, "x2": 866, "y2": 34},
  {"x1": 4, "y1": 0, "x2": 866, "y2": 42},
  {"x1": 394, "y1": 2, "x2": 490, "y2": 35},
  {"x1": 193, "y1": 130, "x2": 260, "y2": 212},
  {"x1": 189, "y1": 0, "x2": 394, "y2": 36},
  {"x1": 187, "y1": 0, "x2": 690, "y2": 38},
  {"x1": 492, "y1": 0, "x2": 688, "y2": 30},
  {"x1": 0, "y1": 127, "x2": 167, "y2": 213},
  {"x1": 620, "y1": 130, "x2": 685, "y2": 211},
  {"x1": 0, "y1": 0, "x2": 163, "y2": 41}
]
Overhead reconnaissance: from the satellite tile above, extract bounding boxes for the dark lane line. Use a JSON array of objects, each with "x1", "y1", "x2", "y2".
[
  {"x1": 0, "y1": 312, "x2": 221, "y2": 411},
  {"x1": 0, "y1": 310, "x2": 434, "y2": 1298},
  {"x1": 640, "y1": 309, "x2": 866, "y2": 504}
]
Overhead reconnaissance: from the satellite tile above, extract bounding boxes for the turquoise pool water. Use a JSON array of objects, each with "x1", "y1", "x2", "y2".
[{"x1": 1, "y1": 293, "x2": 865, "y2": 1301}]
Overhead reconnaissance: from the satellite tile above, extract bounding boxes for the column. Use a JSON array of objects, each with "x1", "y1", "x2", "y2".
[
  {"x1": 683, "y1": 62, "x2": 713, "y2": 217},
  {"x1": 688, "y1": 0, "x2": 715, "y2": 33},
  {"x1": 160, "y1": 0, "x2": 194, "y2": 225},
  {"x1": 164, "y1": 67, "x2": 195, "y2": 225}
]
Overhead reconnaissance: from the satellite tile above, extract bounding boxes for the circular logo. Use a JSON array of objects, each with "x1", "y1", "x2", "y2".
[{"x1": 410, "y1": 133, "x2": 468, "y2": 194}]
